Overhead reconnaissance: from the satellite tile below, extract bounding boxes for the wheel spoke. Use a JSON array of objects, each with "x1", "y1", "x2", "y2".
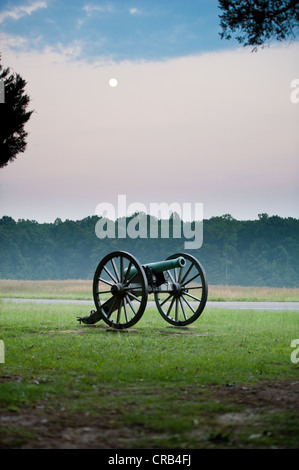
[
  {"x1": 179, "y1": 263, "x2": 193, "y2": 285},
  {"x1": 167, "y1": 296, "x2": 176, "y2": 316},
  {"x1": 175, "y1": 298, "x2": 179, "y2": 322},
  {"x1": 123, "y1": 297, "x2": 129, "y2": 323},
  {"x1": 184, "y1": 291, "x2": 202, "y2": 302},
  {"x1": 120, "y1": 255, "x2": 124, "y2": 282},
  {"x1": 160, "y1": 294, "x2": 172, "y2": 307},
  {"x1": 123, "y1": 261, "x2": 132, "y2": 284},
  {"x1": 185, "y1": 285, "x2": 203, "y2": 290},
  {"x1": 116, "y1": 299, "x2": 122, "y2": 323},
  {"x1": 182, "y1": 272, "x2": 200, "y2": 286},
  {"x1": 166, "y1": 270, "x2": 175, "y2": 284},
  {"x1": 179, "y1": 297, "x2": 188, "y2": 320},
  {"x1": 126, "y1": 290, "x2": 141, "y2": 303},
  {"x1": 99, "y1": 277, "x2": 113, "y2": 287},
  {"x1": 181, "y1": 294, "x2": 196, "y2": 314},
  {"x1": 126, "y1": 295, "x2": 137, "y2": 315},
  {"x1": 178, "y1": 266, "x2": 184, "y2": 283},
  {"x1": 111, "y1": 258, "x2": 120, "y2": 282},
  {"x1": 103, "y1": 265, "x2": 117, "y2": 284},
  {"x1": 124, "y1": 270, "x2": 139, "y2": 287}
]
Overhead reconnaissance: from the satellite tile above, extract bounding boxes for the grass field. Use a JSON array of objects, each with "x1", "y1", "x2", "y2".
[
  {"x1": 0, "y1": 296, "x2": 298, "y2": 449},
  {"x1": 1, "y1": 279, "x2": 299, "y2": 301}
]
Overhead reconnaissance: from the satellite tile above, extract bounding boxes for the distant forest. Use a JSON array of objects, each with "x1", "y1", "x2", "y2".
[{"x1": 0, "y1": 213, "x2": 298, "y2": 287}]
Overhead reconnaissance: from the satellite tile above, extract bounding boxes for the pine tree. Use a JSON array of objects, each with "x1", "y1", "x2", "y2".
[
  {"x1": 219, "y1": 0, "x2": 299, "y2": 49},
  {"x1": 0, "y1": 55, "x2": 33, "y2": 168}
]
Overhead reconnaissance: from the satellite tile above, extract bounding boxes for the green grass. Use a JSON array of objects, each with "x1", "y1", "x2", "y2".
[{"x1": 1, "y1": 300, "x2": 299, "y2": 449}]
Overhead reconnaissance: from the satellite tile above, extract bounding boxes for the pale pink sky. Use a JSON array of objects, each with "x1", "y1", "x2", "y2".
[{"x1": 1, "y1": 43, "x2": 298, "y2": 222}]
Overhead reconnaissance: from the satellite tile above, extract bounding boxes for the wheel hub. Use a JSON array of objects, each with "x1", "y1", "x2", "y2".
[
  {"x1": 111, "y1": 282, "x2": 125, "y2": 299},
  {"x1": 173, "y1": 282, "x2": 182, "y2": 298}
]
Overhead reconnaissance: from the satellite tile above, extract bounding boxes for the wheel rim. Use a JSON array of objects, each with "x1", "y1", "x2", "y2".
[
  {"x1": 154, "y1": 253, "x2": 208, "y2": 326},
  {"x1": 93, "y1": 251, "x2": 148, "y2": 329}
]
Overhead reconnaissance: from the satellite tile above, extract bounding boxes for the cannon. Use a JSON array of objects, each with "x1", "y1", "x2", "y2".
[{"x1": 78, "y1": 251, "x2": 208, "y2": 329}]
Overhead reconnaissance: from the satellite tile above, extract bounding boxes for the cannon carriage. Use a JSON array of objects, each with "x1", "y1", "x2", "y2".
[{"x1": 78, "y1": 251, "x2": 208, "y2": 329}]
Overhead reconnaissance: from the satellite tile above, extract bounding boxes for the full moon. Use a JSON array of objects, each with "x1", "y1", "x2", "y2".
[{"x1": 109, "y1": 78, "x2": 118, "y2": 88}]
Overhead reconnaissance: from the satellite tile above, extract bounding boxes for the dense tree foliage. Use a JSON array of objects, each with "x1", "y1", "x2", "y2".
[
  {"x1": 0, "y1": 55, "x2": 33, "y2": 168},
  {"x1": 0, "y1": 213, "x2": 298, "y2": 287},
  {"x1": 219, "y1": 0, "x2": 299, "y2": 48}
]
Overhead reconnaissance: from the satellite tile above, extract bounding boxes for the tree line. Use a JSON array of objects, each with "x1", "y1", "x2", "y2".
[{"x1": 0, "y1": 213, "x2": 298, "y2": 287}]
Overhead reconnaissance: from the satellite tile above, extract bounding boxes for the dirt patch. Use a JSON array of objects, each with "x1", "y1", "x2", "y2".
[
  {"x1": 217, "y1": 411, "x2": 255, "y2": 425},
  {"x1": 0, "y1": 407, "x2": 139, "y2": 449},
  {"x1": 0, "y1": 380, "x2": 298, "y2": 449},
  {"x1": 59, "y1": 329, "x2": 87, "y2": 335},
  {"x1": 215, "y1": 380, "x2": 299, "y2": 410},
  {"x1": 157, "y1": 330, "x2": 211, "y2": 337}
]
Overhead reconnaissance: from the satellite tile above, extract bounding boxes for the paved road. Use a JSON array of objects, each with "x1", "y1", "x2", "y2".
[
  {"x1": 3, "y1": 298, "x2": 299, "y2": 311},
  {"x1": 205, "y1": 301, "x2": 299, "y2": 311}
]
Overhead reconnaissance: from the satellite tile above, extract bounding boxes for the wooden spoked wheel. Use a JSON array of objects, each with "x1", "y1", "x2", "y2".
[
  {"x1": 154, "y1": 253, "x2": 208, "y2": 326},
  {"x1": 93, "y1": 251, "x2": 148, "y2": 329}
]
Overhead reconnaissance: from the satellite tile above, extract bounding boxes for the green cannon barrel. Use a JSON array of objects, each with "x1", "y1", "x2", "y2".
[{"x1": 124, "y1": 256, "x2": 186, "y2": 280}]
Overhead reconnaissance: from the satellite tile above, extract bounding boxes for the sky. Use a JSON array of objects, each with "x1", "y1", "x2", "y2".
[{"x1": 0, "y1": 0, "x2": 298, "y2": 223}]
